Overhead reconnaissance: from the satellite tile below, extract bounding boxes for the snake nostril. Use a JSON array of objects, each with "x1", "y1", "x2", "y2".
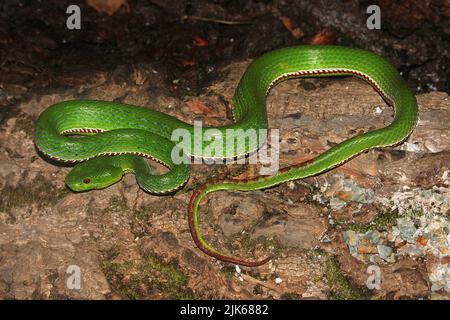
[{"x1": 83, "y1": 178, "x2": 91, "y2": 184}]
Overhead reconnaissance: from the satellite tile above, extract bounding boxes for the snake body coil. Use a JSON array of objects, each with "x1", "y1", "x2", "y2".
[{"x1": 35, "y1": 45, "x2": 418, "y2": 266}]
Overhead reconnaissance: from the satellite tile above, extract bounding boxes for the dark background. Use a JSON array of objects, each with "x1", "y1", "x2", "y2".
[{"x1": 0, "y1": 0, "x2": 449, "y2": 120}]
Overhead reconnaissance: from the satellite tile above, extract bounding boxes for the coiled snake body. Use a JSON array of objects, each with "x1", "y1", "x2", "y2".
[{"x1": 35, "y1": 45, "x2": 418, "y2": 266}]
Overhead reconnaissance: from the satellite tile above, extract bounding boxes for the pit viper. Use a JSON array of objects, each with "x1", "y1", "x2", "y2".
[{"x1": 35, "y1": 45, "x2": 418, "y2": 266}]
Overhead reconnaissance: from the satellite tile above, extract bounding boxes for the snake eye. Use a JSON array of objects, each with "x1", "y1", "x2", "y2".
[{"x1": 83, "y1": 178, "x2": 91, "y2": 184}]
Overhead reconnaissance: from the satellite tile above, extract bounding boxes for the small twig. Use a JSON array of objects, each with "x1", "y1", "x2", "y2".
[{"x1": 182, "y1": 15, "x2": 253, "y2": 25}]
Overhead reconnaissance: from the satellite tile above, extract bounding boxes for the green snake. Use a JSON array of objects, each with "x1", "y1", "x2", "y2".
[{"x1": 35, "y1": 45, "x2": 418, "y2": 266}]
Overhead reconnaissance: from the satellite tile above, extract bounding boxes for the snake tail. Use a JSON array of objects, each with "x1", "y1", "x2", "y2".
[{"x1": 188, "y1": 45, "x2": 418, "y2": 266}]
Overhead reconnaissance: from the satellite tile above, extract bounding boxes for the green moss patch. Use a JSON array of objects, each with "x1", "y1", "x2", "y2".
[
  {"x1": 324, "y1": 253, "x2": 371, "y2": 300},
  {"x1": 336, "y1": 209, "x2": 401, "y2": 233},
  {"x1": 100, "y1": 250, "x2": 195, "y2": 299}
]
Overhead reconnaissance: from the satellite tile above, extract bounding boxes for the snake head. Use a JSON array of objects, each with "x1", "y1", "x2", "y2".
[{"x1": 65, "y1": 157, "x2": 124, "y2": 192}]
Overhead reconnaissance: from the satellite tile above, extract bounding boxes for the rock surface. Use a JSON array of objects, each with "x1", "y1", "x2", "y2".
[{"x1": 1, "y1": 59, "x2": 449, "y2": 299}]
